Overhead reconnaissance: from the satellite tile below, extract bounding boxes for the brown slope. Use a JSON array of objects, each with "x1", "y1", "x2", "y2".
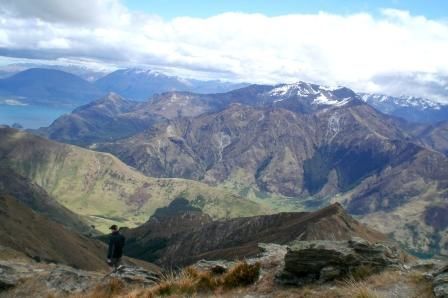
[
  {"x1": 0, "y1": 194, "x2": 108, "y2": 271},
  {"x1": 122, "y1": 199, "x2": 385, "y2": 267},
  {"x1": 0, "y1": 194, "x2": 159, "y2": 273},
  {"x1": 0, "y1": 167, "x2": 93, "y2": 235},
  {"x1": 413, "y1": 120, "x2": 448, "y2": 156}
]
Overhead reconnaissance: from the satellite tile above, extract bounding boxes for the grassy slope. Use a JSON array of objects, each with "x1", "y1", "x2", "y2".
[{"x1": 0, "y1": 128, "x2": 268, "y2": 232}]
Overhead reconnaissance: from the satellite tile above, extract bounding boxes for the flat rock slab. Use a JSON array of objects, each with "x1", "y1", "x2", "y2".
[{"x1": 276, "y1": 237, "x2": 402, "y2": 285}]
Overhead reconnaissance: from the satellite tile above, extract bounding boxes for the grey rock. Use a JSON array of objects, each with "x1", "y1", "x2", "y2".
[
  {"x1": 276, "y1": 237, "x2": 402, "y2": 285},
  {"x1": 433, "y1": 272, "x2": 448, "y2": 298},
  {"x1": 45, "y1": 266, "x2": 100, "y2": 294},
  {"x1": 411, "y1": 259, "x2": 445, "y2": 272},
  {"x1": 0, "y1": 261, "x2": 35, "y2": 290},
  {"x1": 194, "y1": 260, "x2": 234, "y2": 274},
  {"x1": 107, "y1": 266, "x2": 160, "y2": 286},
  {"x1": 432, "y1": 265, "x2": 448, "y2": 298},
  {"x1": 319, "y1": 266, "x2": 341, "y2": 282}
]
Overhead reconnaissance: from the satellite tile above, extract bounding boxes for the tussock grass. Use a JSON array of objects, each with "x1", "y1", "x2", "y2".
[
  {"x1": 129, "y1": 261, "x2": 260, "y2": 297},
  {"x1": 350, "y1": 265, "x2": 377, "y2": 281},
  {"x1": 71, "y1": 278, "x2": 126, "y2": 298},
  {"x1": 222, "y1": 261, "x2": 261, "y2": 288},
  {"x1": 341, "y1": 279, "x2": 380, "y2": 298}
]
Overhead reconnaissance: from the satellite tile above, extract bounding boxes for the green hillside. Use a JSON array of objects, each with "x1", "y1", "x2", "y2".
[{"x1": 0, "y1": 128, "x2": 268, "y2": 232}]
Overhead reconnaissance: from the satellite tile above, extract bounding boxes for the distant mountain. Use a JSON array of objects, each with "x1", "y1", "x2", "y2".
[
  {"x1": 121, "y1": 199, "x2": 385, "y2": 266},
  {"x1": 0, "y1": 63, "x2": 109, "y2": 81},
  {"x1": 37, "y1": 92, "x2": 165, "y2": 145},
  {"x1": 0, "y1": 127, "x2": 267, "y2": 232},
  {"x1": 360, "y1": 93, "x2": 448, "y2": 123},
  {"x1": 94, "y1": 68, "x2": 248, "y2": 101},
  {"x1": 0, "y1": 68, "x2": 104, "y2": 106}
]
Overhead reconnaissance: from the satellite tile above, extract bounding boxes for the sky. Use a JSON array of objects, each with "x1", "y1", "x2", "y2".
[
  {"x1": 124, "y1": 0, "x2": 448, "y2": 20},
  {"x1": 0, "y1": 0, "x2": 448, "y2": 101}
]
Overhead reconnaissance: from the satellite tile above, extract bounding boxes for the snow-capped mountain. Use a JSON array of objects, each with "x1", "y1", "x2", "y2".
[
  {"x1": 268, "y1": 82, "x2": 356, "y2": 107},
  {"x1": 360, "y1": 93, "x2": 448, "y2": 123}
]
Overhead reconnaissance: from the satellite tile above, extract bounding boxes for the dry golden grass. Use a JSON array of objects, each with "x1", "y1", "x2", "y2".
[
  {"x1": 408, "y1": 272, "x2": 435, "y2": 298},
  {"x1": 116, "y1": 261, "x2": 260, "y2": 297},
  {"x1": 222, "y1": 261, "x2": 261, "y2": 289},
  {"x1": 350, "y1": 265, "x2": 378, "y2": 281},
  {"x1": 339, "y1": 279, "x2": 380, "y2": 298},
  {"x1": 70, "y1": 278, "x2": 126, "y2": 298}
]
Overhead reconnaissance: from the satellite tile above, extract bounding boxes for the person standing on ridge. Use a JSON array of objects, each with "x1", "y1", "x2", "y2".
[{"x1": 107, "y1": 224, "x2": 125, "y2": 271}]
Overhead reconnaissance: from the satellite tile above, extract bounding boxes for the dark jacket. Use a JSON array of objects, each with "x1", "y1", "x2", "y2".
[{"x1": 107, "y1": 231, "x2": 125, "y2": 259}]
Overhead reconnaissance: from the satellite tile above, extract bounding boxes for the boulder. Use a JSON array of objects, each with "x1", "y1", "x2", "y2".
[{"x1": 276, "y1": 237, "x2": 402, "y2": 285}]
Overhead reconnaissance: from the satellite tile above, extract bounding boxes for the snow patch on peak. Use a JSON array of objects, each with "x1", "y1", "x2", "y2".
[
  {"x1": 314, "y1": 94, "x2": 351, "y2": 106},
  {"x1": 361, "y1": 93, "x2": 443, "y2": 110},
  {"x1": 269, "y1": 82, "x2": 318, "y2": 97},
  {"x1": 268, "y1": 82, "x2": 352, "y2": 106},
  {"x1": 124, "y1": 68, "x2": 166, "y2": 77},
  {"x1": 319, "y1": 84, "x2": 344, "y2": 92}
]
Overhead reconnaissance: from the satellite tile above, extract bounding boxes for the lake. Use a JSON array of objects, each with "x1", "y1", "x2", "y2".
[{"x1": 0, "y1": 104, "x2": 72, "y2": 129}]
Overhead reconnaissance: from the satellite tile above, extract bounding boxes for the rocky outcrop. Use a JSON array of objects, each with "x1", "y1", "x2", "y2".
[
  {"x1": 277, "y1": 237, "x2": 402, "y2": 285},
  {"x1": 0, "y1": 261, "x2": 37, "y2": 290},
  {"x1": 0, "y1": 260, "x2": 159, "y2": 297},
  {"x1": 433, "y1": 265, "x2": 448, "y2": 298}
]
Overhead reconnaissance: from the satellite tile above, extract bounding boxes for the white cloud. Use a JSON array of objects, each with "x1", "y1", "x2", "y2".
[
  {"x1": 0, "y1": 0, "x2": 129, "y2": 26},
  {"x1": 0, "y1": 0, "x2": 448, "y2": 100}
]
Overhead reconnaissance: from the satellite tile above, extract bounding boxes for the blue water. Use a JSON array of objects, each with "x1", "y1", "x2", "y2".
[{"x1": 0, "y1": 104, "x2": 72, "y2": 129}]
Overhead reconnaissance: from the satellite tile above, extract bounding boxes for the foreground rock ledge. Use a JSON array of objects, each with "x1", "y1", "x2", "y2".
[{"x1": 276, "y1": 237, "x2": 402, "y2": 285}]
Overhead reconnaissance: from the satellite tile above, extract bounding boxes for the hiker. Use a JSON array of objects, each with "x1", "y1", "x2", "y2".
[{"x1": 107, "y1": 224, "x2": 126, "y2": 271}]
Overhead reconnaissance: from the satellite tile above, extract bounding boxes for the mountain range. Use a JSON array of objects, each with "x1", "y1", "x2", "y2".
[
  {"x1": 2, "y1": 65, "x2": 448, "y2": 128},
  {"x1": 0, "y1": 67, "x2": 247, "y2": 109},
  {"x1": 360, "y1": 93, "x2": 448, "y2": 124},
  {"x1": 2, "y1": 66, "x2": 448, "y2": 257},
  {"x1": 34, "y1": 82, "x2": 448, "y2": 257}
]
